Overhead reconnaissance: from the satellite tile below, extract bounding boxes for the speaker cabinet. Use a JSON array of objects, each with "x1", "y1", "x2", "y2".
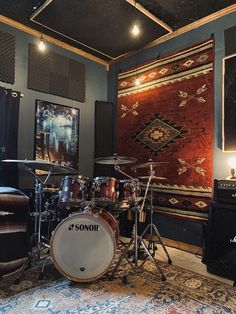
[{"x1": 204, "y1": 202, "x2": 236, "y2": 281}]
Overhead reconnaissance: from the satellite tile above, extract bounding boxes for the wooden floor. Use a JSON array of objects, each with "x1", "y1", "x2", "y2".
[{"x1": 156, "y1": 244, "x2": 234, "y2": 286}]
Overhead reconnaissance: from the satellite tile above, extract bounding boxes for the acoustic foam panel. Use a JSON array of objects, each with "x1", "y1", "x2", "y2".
[
  {"x1": 28, "y1": 44, "x2": 85, "y2": 102},
  {"x1": 225, "y1": 25, "x2": 236, "y2": 56},
  {"x1": 0, "y1": 32, "x2": 15, "y2": 84}
]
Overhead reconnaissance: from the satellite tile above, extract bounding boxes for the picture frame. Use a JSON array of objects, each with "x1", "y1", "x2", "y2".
[
  {"x1": 34, "y1": 99, "x2": 79, "y2": 172},
  {"x1": 222, "y1": 53, "x2": 236, "y2": 152}
]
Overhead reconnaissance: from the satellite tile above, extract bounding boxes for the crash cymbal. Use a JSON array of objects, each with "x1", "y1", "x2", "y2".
[
  {"x1": 138, "y1": 176, "x2": 167, "y2": 180},
  {"x1": 133, "y1": 161, "x2": 168, "y2": 169},
  {"x1": 94, "y1": 155, "x2": 137, "y2": 165},
  {"x1": 1, "y1": 159, "x2": 78, "y2": 174}
]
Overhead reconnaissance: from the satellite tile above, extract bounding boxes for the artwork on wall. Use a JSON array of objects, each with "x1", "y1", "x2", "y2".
[
  {"x1": 222, "y1": 53, "x2": 236, "y2": 152},
  {"x1": 35, "y1": 100, "x2": 79, "y2": 171},
  {"x1": 117, "y1": 39, "x2": 214, "y2": 223}
]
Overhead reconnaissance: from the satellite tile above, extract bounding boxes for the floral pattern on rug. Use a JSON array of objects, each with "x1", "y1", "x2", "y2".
[{"x1": 0, "y1": 260, "x2": 236, "y2": 314}]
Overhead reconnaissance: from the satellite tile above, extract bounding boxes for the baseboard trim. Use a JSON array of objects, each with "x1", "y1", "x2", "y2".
[{"x1": 145, "y1": 234, "x2": 203, "y2": 255}]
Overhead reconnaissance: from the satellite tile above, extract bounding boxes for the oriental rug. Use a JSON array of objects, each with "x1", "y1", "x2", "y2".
[
  {"x1": 117, "y1": 39, "x2": 214, "y2": 223},
  {"x1": 0, "y1": 261, "x2": 236, "y2": 314}
]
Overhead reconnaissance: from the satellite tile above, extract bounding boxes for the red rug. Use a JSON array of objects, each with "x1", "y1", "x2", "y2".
[{"x1": 117, "y1": 39, "x2": 214, "y2": 222}]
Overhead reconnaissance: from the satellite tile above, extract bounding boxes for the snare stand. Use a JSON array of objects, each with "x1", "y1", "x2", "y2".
[{"x1": 110, "y1": 162, "x2": 171, "y2": 283}]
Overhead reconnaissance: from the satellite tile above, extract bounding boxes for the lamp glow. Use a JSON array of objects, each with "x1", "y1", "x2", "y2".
[{"x1": 228, "y1": 157, "x2": 236, "y2": 179}]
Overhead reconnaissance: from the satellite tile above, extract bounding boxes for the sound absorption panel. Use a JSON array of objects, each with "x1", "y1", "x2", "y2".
[
  {"x1": 222, "y1": 54, "x2": 236, "y2": 151},
  {"x1": 0, "y1": 32, "x2": 15, "y2": 84},
  {"x1": 28, "y1": 44, "x2": 85, "y2": 102},
  {"x1": 225, "y1": 25, "x2": 236, "y2": 56},
  {"x1": 94, "y1": 101, "x2": 114, "y2": 177}
]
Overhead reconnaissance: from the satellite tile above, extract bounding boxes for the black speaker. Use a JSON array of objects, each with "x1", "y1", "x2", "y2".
[
  {"x1": 204, "y1": 202, "x2": 236, "y2": 281},
  {"x1": 214, "y1": 179, "x2": 236, "y2": 204}
]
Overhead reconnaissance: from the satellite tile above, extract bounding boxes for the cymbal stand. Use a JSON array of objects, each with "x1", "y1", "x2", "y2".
[
  {"x1": 110, "y1": 163, "x2": 168, "y2": 283},
  {"x1": 15, "y1": 167, "x2": 52, "y2": 283},
  {"x1": 139, "y1": 163, "x2": 172, "y2": 267}
]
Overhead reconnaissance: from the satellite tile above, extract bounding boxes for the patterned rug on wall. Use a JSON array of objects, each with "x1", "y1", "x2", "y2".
[
  {"x1": 0, "y1": 261, "x2": 236, "y2": 314},
  {"x1": 117, "y1": 39, "x2": 214, "y2": 223}
]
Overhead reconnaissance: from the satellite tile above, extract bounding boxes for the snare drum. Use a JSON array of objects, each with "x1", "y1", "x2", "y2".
[
  {"x1": 91, "y1": 177, "x2": 117, "y2": 203},
  {"x1": 59, "y1": 176, "x2": 92, "y2": 203},
  {"x1": 50, "y1": 208, "x2": 118, "y2": 282},
  {"x1": 118, "y1": 179, "x2": 139, "y2": 201}
]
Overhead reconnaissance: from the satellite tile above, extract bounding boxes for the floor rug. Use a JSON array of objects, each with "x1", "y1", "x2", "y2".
[{"x1": 0, "y1": 260, "x2": 236, "y2": 314}]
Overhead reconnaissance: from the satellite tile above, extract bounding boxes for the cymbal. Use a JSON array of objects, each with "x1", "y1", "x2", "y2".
[
  {"x1": 1, "y1": 159, "x2": 78, "y2": 174},
  {"x1": 138, "y1": 176, "x2": 167, "y2": 180},
  {"x1": 94, "y1": 155, "x2": 137, "y2": 165},
  {"x1": 133, "y1": 161, "x2": 168, "y2": 169}
]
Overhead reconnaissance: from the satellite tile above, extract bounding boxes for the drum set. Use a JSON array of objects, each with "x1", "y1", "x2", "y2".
[{"x1": 2, "y1": 155, "x2": 172, "y2": 283}]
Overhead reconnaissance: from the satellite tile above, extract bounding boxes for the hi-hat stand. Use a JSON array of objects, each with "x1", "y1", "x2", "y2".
[
  {"x1": 110, "y1": 159, "x2": 172, "y2": 283},
  {"x1": 14, "y1": 167, "x2": 52, "y2": 283}
]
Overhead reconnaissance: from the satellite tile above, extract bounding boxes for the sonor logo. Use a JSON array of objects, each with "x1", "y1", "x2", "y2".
[{"x1": 68, "y1": 224, "x2": 99, "y2": 231}]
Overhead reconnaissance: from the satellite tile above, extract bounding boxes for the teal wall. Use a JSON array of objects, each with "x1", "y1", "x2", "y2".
[
  {"x1": 108, "y1": 11, "x2": 236, "y2": 247},
  {"x1": 108, "y1": 11, "x2": 236, "y2": 181},
  {"x1": 0, "y1": 22, "x2": 108, "y2": 187}
]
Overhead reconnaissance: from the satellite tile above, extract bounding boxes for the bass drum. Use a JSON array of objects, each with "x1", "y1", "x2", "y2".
[{"x1": 50, "y1": 209, "x2": 118, "y2": 282}]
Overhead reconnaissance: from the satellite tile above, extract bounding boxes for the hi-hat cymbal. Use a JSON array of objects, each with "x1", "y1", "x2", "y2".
[
  {"x1": 133, "y1": 161, "x2": 168, "y2": 169},
  {"x1": 1, "y1": 159, "x2": 78, "y2": 174},
  {"x1": 138, "y1": 176, "x2": 167, "y2": 180},
  {"x1": 94, "y1": 155, "x2": 137, "y2": 165}
]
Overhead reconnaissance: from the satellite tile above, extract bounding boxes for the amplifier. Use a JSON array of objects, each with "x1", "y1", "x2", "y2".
[{"x1": 214, "y1": 179, "x2": 236, "y2": 204}]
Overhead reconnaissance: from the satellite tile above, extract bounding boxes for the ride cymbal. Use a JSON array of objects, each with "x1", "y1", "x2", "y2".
[{"x1": 94, "y1": 155, "x2": 137, "y2": 165}]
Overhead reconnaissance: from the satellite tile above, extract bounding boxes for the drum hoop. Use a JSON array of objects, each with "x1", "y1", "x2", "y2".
[
  {"x1": 50, "y1": 210, "x2": 118, "y2": 282},
  {"x1": 94, "y1": 177, "x2": 116, "y2": 181}
]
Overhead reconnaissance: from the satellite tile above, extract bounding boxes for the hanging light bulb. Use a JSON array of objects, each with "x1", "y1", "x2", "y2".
[
  {"x1": 132, "y1": 24, "x2": 140, "y2": 36},
  {"x1": 38, "y1": 34, "x2": 46, "y2": 52}
]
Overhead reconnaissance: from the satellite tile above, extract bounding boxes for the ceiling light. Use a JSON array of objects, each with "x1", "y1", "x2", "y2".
[
  {"x1": 132, "y1": 24, "x2": 140, "y2": 36},
  {"x1": 38, "y1": 34, "x2": 46, "y2": 52}
]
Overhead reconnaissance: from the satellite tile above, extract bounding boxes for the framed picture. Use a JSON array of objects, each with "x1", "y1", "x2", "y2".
[
  {"x1": 35, "y1": 99, "x2": 79, "y2": 171},
  {"x1": 222, "y1": 53, "x2": 236, "y2": 151}
]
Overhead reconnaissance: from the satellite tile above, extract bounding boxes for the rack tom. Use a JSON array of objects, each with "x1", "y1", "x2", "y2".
[
  {"x1": 59, "y1": 176, "x2": 92, "y2": 203},
  {"x1": 91, "y1": 177, "x2": 117, "y2": 204}
]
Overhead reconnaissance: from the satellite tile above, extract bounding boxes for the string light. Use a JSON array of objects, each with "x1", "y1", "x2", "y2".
[{"x1": 135, "y1": 78, "x2": 141, "y2": 86}]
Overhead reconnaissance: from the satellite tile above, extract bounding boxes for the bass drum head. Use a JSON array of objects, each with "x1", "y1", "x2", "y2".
[{"x1": 50, "y1": 211, "x2": 117, "y2": 282}]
